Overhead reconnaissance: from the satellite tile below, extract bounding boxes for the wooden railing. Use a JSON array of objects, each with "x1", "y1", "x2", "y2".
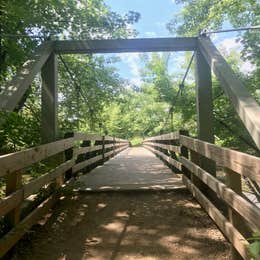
[
  {"x1": 143, "y1": 131, "x2": 260, "y2": 260},
  {"x1": 0, "y1": 133, "x2": 129, "y2": 257}
]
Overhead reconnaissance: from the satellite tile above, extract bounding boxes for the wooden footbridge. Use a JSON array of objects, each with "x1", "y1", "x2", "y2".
[{"x1": 0, "y1": 36, "x2": 260, "y2": 259}]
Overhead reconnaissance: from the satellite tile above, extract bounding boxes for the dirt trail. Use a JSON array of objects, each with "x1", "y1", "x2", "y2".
[{"x1": 8, "y1": 190, "x2": 231, "y2": 260}]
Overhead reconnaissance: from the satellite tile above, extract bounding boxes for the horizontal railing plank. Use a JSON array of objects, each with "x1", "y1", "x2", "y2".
[
  {"x1": 180, "y1": 135, "x2": 260, "y2": 184},
  {"x1": 114, "y1": 138, "x2": 129, "y2": 143},
  {"x1": 180, "y1": 156, "x2": 260, "y2": 232},
  {"x1": 0, "y1": 160, "x2": 74, "y2": 218},
  {"x1": 104, "y1": 136, "x2": 114, "y2": 141},
  {"x1": 72, "y1": 154, "x2": 103, "y2": 173},
  {"x1": 74, "y1": 145, "x2": 103, "y2": 157},
  {"x1": 144, "y1": 142, "x2": 180, "y2": 153},
  {"x1": 144, "y1": 144, "x2": 182, "y2": 171},
  {"x1": 0, "y1": 195, "x2": 57, "y2": 258},
  {"x1": 182, "y1": 175, "x2": 250, "y2": 260},
  {"x1": 144, "y1": 132, "x2": 180, "y2": 142},
  {"x1": 0, "y1": 190, "x2": 24, "y2": 218},
  {"x1": 0, "y1": 138, "x2": 74, "y2": 177},
  {"x1": 23, "y1": 160, "x2": 74, "y2": 198},
  {"x1": 74, "y1": 133, "x2": 103, "y2": 141}
]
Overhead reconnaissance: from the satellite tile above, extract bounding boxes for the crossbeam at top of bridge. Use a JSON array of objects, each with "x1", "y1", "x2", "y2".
[{"x1": 53, "y1": 37, "x2": 198, "y2": 54}]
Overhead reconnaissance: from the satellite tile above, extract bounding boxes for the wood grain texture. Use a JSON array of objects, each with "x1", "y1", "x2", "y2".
[
  {"x1": 180, "y1": 135, "x2": 260, "y2": 183},
  {"x1": 182, "y1": 175, "x2": 250, "y2": 260},
  {"x1": 0, "y1": 42, "x2": 54, "y2": 111},
  {"x1": 144, "y1": 144, "x2": 182, "y2": 171},
  {"x1": 54, "y1": 37, "x2": 197, "y2": 54},
  {"x1": 198, "y1": 36, "x2": 260, "y2": 149},
  {"x1": 0, "y1": 137, "x2": 74, "y2": 177},
  {"x1": 144, "y1": 142, "x2": 180, "y2": 153},
  {"x1": 180, "y1": 156, "x2": 260, "y2": 232},
  {"x1": 144, "y1": 132, "x2": 180, "y2": 142},
  {"x1": 0, "y1": 190, "x2": 23, "y2": 218},
  {"x1": 23, "y1": 160, "x2": 74, "y2": 198},
  {"x1": 0, "y1": 195, "x2": 57, "y2": 258}
]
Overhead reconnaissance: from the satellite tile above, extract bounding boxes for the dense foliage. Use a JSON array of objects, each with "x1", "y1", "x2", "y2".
[{"x1": 0, "y1": 0, "x2": 259, "y2": 155}]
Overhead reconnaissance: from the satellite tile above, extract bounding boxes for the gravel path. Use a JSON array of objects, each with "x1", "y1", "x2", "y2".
[{"x1": 8, "y1": 190, "x2": 231, "y2": 260}]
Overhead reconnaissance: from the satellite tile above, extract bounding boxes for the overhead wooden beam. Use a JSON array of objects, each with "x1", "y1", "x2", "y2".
[
  {"x1": 198, "y1": 36, "x2": 260, "y2": 149},
  {"x1": 54, "y1": 37, "x2": 197, "y2": 54},
  {"x1": 0, "y1": 42, "x2": 54, "y2": 111}
]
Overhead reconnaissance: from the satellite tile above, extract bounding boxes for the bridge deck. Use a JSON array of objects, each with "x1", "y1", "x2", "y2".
[{"x1": 77, "y1": 147, "x2": 185, "y2": 191}]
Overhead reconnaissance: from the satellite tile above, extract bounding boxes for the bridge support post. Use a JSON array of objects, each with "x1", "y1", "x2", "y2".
[
  {"x1": 5, "y1": 171, "x2": 22, "y2": 228},
  {"x1": 41, "y1": 52, "x2": 58, "y2": 144},
  {"x1": 226, "y1": 168, "x2": 246, "y2": 260},
  {"x1": 195, "y1": 49, "x2": 216, "y2": 176}
]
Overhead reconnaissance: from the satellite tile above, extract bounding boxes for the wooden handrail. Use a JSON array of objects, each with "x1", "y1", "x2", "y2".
[
  {"x1": 0, "y1": 132, "x2": 129, "y2": 257},
  {"x1": 180, "y1": 134, "x2": 260, "y2": 184},
  {"x1": 144, "y1": 131, "x2": 180, "y2": 142},
  {"x1": 0, "y1": 137, "x2": 74, "y2": 177},
  {"x1": 143, "y1": 130, "x2": 260, "y2": 259}
]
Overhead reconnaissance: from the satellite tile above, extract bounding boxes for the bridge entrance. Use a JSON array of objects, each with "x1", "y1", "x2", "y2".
[{"x1": 0, "y1": 35, "x2": 260, "y2": 259}]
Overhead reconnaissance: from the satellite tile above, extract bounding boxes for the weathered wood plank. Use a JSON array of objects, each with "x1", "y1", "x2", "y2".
[
  {"x1": 0, "y1": 42, "x2": 54, "y2": 111},
  {"x1": 180, "y1": 156, "x2": 260, "y2": 232},
  {"x1": 23, "y1": 160, "x2": 74, "y2": 198},
  {"x1": 182, "y1": 175, "x2": 250, "y2": 260},
  {"x1": 195, "y1": 48, "x2": 216, "y2": 176},
  {"x1": 144, "y1": 144, "x2": 182, "y2": 171},
  {"x1": 114, "y1": 137, "x2": 129, "y2": 143},
  {"x1": 144, "y1": 142, "x2": 180, "y2": 153},
  {"x1": 0, "y1": 138, "x2": 74, "y2": 177},
  {"x1": 0, "y1": 190, "x2": 23, "y2": 218},
  {"x1": 198, "y1": 36, "x2": 260, "y2": 149},
  {"x1": 226, "y1": 167, "x2": 245, "y2": 259},
  {"x1": 0, "y1": 195, "x2": 57, "y2": 258},
  {"x1": 72, "y1": 154, "x2": 103, "y2": 173},
  {"x1": 41, "y1": 53, "x2": 58, "y2": 143},
  {"x1": 104, "y1": 136, "x2": 114, "y2": 141},
  {"x1": 54, "y1": 37, "x2": 197, "y2": 54},
  {"x1": 5, "y1": 171, "x2": 22, "y2": 226},
  {"x1": 144, "y1": 132, "x2": 180, "y2": 142},
  {"x1": 74, "y1": 145, "x2": 103, "y2": 157},
  {"x1": 180, "y1": 135, "x2": 260, "y2": 183},
  {"x1": 74, "y1": 133, "x2": 103, "y2": 141}
]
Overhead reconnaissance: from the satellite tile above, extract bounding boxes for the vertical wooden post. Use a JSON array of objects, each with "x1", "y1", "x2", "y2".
[
  {"x1": 226, "y1": 168, "x2": 244, "y2": 260},
  {"x1": 102, "y1": 136, "x2": 105, "y2": 163},
  {"x1": 80, "y1": 140, "x2": 91, "y2": 173},
  {"x1": 113, "y1": 137, "x2": 115, "y2": 157},
  {"x1": 179, "y1": 130, "x2": 190, "y2": 177},
  {"x1": 41, "y1": 52, "x2": 58, "y2": 144},
  {"x1": 5, "y1": 171, "x2": 22, "y2": 227},
  {"x1": 64, "y1": 132, "x2": 74, "y2": 180},
  {"x1": 195, "y1": 48, "x2": 216, "y2": 176}
]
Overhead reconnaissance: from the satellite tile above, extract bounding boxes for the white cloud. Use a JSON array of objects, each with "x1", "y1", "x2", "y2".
[
  {"x1": 217, "y1": 37, "x2": 242, "y2": 55},
  {"x1": 216, "y1": 37, "x2": 256, "y2": 74},
  {"x1": 144, "y1": 31, "x2": 157, "y2": 37},
  {"x1": 240, "y1": 60, "x2": 256, "y2": 74},
  {"x1": 117, "y1": 53, "x2": 143, "y2": 86}
]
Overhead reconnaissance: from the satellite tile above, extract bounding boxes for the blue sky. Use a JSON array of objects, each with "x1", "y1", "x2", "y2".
[
  {"x1": 102, "y1": 0, "x2": 253, "y2": 86},
  {"x1": 105, "y1": 0, "x2": 181, "y2": 38},
  {"x1": 103, "y1": 0, "x2": 184, "y2": 86}
]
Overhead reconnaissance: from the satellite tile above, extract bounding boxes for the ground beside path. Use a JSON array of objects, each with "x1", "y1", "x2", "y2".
[
  {"x1": 77, "y1": 147, "x2": 185, "y2": 191},
  {"x1": 9, "y1": 190, "x2": 230, "y2": 260}
]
